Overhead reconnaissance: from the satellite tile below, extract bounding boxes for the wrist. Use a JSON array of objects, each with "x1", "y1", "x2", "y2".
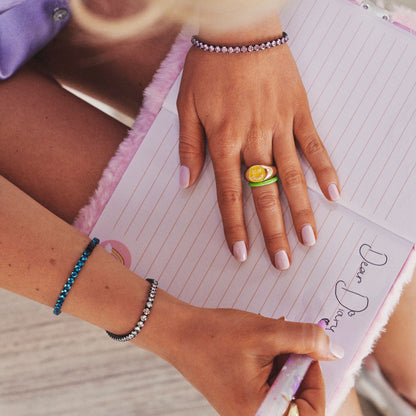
[{"x1": 130, "y1": 289, "x2": 198, "y2": 364}]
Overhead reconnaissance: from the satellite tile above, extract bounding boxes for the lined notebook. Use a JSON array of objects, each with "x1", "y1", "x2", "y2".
[{"x1": 91, "y1": 0, "x2": 416, "y2": 413}]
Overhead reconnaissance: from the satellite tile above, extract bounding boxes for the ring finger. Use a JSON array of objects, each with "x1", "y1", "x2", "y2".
[{"x1": 245, "y1": 161, "x2": 291, "y2": 271}]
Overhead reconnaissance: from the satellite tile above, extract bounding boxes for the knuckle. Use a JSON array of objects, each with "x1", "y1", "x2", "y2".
[
  {"x1": 266, "y1": 232, "x2": 287, "y2": 245},
  {"x1": 223, "y1": 222, "x2": 243, "y2": 238},
  {"x1": 212, "y1": 142, "x2": 240, "y2": 161},
  {"x1": 295, "y1": 208, "x2": 313, "y2": 222},
  {"x1": 179, "y1": 135, "x2": 204, "y2": 157},
  {"x1": 282, "y1": 167, "x2": 305, "y2": 188},
  {"x1": 303, "y1": 325, "x2": 325, "y2": 353},
  {"x1": 304, "y1": 135, "x2": 324, "y2": 156},
  {"x1": 315, "y1": 164, "x2": 335, "y2": 178},
  {"x1": 254, "y1": 191, "x2": 277, "y2": 211},
  {"x1": 217, "y1": 186, "x2": 242, "y2": 206},
  {"x1": 210, "y1": 128, "x2": 241, "y2": 161}
]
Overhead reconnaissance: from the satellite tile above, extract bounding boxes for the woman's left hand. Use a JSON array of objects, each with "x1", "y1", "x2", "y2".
[{"x1": 177, "y1": 12, "x2": 339, "y2": 270}]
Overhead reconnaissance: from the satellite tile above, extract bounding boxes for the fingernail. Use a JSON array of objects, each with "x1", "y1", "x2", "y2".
[
  {"x1": 328, "y1": 183, "x2": 340, "y2": 201},
  {"x1": 179, "y1": 165, "x2": 190, "y2": 189},
  {"x1": 317, "y1": 319, "x2": 327, "y2": 329},
  {"x1": 233, "y1": 241, "x2": 247, "y2": 262},
  {"x1": 301, "y1": 225, "x2": 316, "y2": 246},
  {"x1": 329, "y1": 340, "x2": 344, "y2": 359},
  {"x1": 274, "y1": 250, "x2": 290, "y2": 270}
]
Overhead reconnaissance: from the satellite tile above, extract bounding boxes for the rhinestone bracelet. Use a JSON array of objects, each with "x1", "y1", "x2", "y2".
[
  {"x1": 106, "y1": 278, "x2": 158, "y2": 342},
  {"x1": 53, "y1": 238, "x2": 100, "y2": 316},
  {"x1": 191, "y1": 31, "x2": 288, "y2": 54}
]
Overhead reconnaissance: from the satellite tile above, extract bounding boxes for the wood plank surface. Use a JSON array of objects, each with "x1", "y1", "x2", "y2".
[{"x1": 0, "y1": 290, "x2": 217, "y2": 416}]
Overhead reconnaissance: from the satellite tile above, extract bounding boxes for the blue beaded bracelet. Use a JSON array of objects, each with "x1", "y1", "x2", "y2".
[{"x1": 53, "y1": 237, "x2": 100, "y2": 315}]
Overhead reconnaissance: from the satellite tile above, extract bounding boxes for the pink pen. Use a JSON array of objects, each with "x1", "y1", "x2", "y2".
[{"x1": 255, "y1": 321, "x2": 327, "y2": 416}]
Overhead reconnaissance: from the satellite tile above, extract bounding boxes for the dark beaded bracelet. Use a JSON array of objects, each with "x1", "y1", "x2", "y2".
[
  {"x1": 53, "y1": 237, "x2": 100, "y2": 315},
  {"x1": 106, "y1": 278, "x2": 158, "y2": 342}
]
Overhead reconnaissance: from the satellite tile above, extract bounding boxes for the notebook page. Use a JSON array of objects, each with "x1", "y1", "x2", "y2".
[
  {"x1": 280, "y1": 0, "x2": 416, "y2": 242},
  {"x1": 91, "y1": 109, "x2": 413, "y2": 403}
]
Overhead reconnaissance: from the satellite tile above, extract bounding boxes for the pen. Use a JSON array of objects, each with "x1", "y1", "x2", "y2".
[{"x1": 255, "y1": 321, "x2": 326, "y2": 416}]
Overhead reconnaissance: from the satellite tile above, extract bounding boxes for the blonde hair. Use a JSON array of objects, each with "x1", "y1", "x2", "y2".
[{"x1": 69, "y1": 0, "x2": 288, "y2": 41}]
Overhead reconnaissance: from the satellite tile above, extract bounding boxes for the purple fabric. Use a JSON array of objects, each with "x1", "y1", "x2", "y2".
[{"x1": 0, "y1": 0, "x2": 71, "y2": 79}]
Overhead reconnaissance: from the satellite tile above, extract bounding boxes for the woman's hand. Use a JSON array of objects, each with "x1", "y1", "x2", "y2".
[
  {"x1": 166, "y1": 308, "x2": 342, "y2": 416},
  {"x1": 177, "y1": 13, "x2": 339, "y2": 269},
  {"x1": 131, "y1": 289, "x2": 343, "y2": 416}
]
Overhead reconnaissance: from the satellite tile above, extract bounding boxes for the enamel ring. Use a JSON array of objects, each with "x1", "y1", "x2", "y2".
[{"x1": 245, "y1": 164, "x2": 277, "y2": 183}]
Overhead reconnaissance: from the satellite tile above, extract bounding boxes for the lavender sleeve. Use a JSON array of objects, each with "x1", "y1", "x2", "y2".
[{"x1": 0, "y1": 0, "x2": 71, "y2": 79}]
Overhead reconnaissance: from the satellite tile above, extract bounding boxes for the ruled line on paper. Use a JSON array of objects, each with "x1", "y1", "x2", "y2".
[
  {"x1": 164, "y1": 177, "x2": 255, "y2": 297},
  {"x1": 175, "y1": 220, "x2": 223, "y2": 299},
  {"x1": 348, "y1": 67, "x2": 415, "y2": 202},
  {"x1": 385, "y1": 162, "x2": 416, "y2": 221},
  {"x1": 127, "y1": 138, "x2": 179, "y2": 240},
  {"x1": 328, "y1": 36, "x2": 392, "y2": 161},
  {"x1": 287, "y1": 1, "x2": 317, "y2": 61},
  {"x1": 313, "y1": 25, "x2": 375, "y2": 134},
  {"x1": 268, "y1": 206, "x2": 331, "y2": 317},
  {"x1": 133, "y1": 172, "x2": 216, "y2": 274},
  {"x1": 280, "y1": 0, "x2": 308, "y2": 31},
  {"x1": 164, "y1": 196, "x2": 218, "y2": 292},
  {"x1": 141, "y1": 165, "x2": 216, "y2": 280},
  {"x1": 306, "y1": 15, "x2": 353, "y2": 99},
  {"x1": 366, "y1": 104, "x2": 416, "y2": 212},
  {"x1": 340, "y1": 43, "x2": 410, "y2": 195},
  {"x1": 299, "y1": 11, "x2": 348, "y2": 82},
  {"x1": 256, "y1": 202, "x2": 324, "y2": 314},
  {"x1": 295, "y1": 5, "x2": 330, "y2": 68},
  {"x1": 215, "y1": 201, "x2": 292, "y2": 309},
  {"x1": 299, "y1": 222, "x2": 355, "y2": 322},
  {"x1": 230, "y1": 247, "x2": 268, "y2": 309},
  {"x1": 188, "y1": 240, "x2": 228, "y2": 306},
  {"x1": 285, "y1": 216, "x2": 344, "y2": 319},
  {"x1": 324, "y1": 235, "x2": 378, "y2": 326},
  {"x1": 313, "y1": 228, "x2": 367, "y2": 322},
  {"x1": 112, "y1": 122, "x2": 175, "y2": 231}
]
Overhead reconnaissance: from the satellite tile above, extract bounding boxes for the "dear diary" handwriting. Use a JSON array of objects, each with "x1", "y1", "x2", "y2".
[{"x1": 324, "y1": 243, "x2": 388, "y2": 333}]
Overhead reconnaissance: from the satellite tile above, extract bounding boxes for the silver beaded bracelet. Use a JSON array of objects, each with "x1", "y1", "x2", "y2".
[
  {"x1": 191, "y1": 31, "x2": 288, "y2": 54},
  {"x1": 106, "y1": 278, "x2": 158, "y2": 342}
]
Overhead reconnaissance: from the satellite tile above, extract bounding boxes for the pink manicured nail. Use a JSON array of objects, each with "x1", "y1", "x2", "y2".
[
  {"x1": 328, "y1": 183, "x2": 340, "y2": 201},
  {"x1": 274, "y1": 250, "x2": 290, "y2": 270},
  {"x1": 329, "y1": 340, "x2": 345, "y2": 359},
  {"x1": 179, "y1": 165, "x2": 190, "y2": 189},
  {"x1": 233, "y1": 241, "x2": 247, "y2": 262},
  {"x1": 301, "y1": 225, "x2": 316, "y2": 246}
]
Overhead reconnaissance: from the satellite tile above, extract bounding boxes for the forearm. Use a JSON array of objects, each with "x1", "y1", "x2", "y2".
[
  {"x1": 0, "y1": 176, "x2": 191, "y2": 362},
  {"x1": 198, "y1": 10, "x2": 283, "y2": 44}
]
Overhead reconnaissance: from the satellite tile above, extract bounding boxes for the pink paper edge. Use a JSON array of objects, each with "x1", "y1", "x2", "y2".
[{"x1": 327, "y1": 246, "x2": 416, "y2": 415}]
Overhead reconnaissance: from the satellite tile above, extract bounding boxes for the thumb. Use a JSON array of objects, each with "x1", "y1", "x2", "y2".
[
  {"x1": 275, "y1": 320, "x2": 344, "y2": 361},
  {"x1": 177, "y1": 97, "x2": 206, "y2": 189}
]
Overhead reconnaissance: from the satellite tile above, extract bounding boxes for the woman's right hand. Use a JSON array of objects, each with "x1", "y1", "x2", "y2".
[
  {"x1": 135, "y1": 295, "x2": 343, "y2": 416},
  {"x1": 172, "y1": 308, "x2": 341, "y2": 416}
]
